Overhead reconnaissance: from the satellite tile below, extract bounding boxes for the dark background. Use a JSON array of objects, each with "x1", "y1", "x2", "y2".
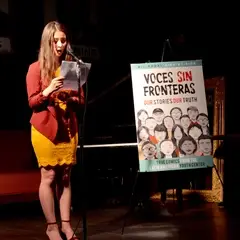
[
  {"x1": 1, "y1": 1, "x2": 239, "y2": 205},
  {"x1": 1, "y1": 1, "x2": 236, "y2": 135}
]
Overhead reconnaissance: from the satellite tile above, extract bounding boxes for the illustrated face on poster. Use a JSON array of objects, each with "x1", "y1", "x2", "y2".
[
  {"x1": 145, "y1": 117, "x2": 157, "y2": 133},
  {"x1": 154, "y1": 125, "x2": 168, "y2": 142},
  {"x1": 179, "y1": 136, "x2": 197, "y2": 156},
  {"x1": 198, "y1": 135, "x2": 212, "y2": 155},
  {"x1": 180, "y1": 115, "x2": 191, "y2": 131},
  {"x1": 163, "y1": 116, "x2": 174, "y2": 131},
  {"x1": 138, "y1": 126, "x2": 149, "y2": 141},
  {"x1": 170, "y1": 107, "x2": 182, "y2": 123},
  {"x1": 187, "y1": 107, "x2": 199, "y2": 122},
  {"x1": 131, "y1": 60, "x2": 213, "y2": 172},
  {"x1": 152, "y1": 108, "x2": 165, "y2": 125},
  {"x1": 142, "y1": 141, "x2": 157, "y2": 160},
  {"x1": 160, "y1": 140, "x2": 176, "y2": 158},
  {"x1": 173, "y1": 125, "x2": 184, "y2": 140}
]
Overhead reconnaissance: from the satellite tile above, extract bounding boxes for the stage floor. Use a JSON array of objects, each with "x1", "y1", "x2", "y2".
[{"x1": 0, "y1": 200, "x2": 238, "y2": 239}]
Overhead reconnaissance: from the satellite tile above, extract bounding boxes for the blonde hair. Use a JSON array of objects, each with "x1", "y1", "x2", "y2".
[{"x1": 38, "y1": 21, "x2": 71, "y2": 85}]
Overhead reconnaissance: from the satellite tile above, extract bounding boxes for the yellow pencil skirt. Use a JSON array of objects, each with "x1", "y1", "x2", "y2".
[{"x1": 31, "y1": 126, "x2": 78, "y2": 168}]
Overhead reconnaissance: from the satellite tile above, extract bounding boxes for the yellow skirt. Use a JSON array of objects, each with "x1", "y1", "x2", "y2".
[{"x1": 31, "y1": 126, "x2": 78, "y2": 168}]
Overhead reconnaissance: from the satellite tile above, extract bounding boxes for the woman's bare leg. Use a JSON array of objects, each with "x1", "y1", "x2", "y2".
[
  {"x1": 57, "y1": 165, "x2": 77, "y2": 239},
  {"x1": 39, "y1": 167, "x2": 63, "y2": 240}
]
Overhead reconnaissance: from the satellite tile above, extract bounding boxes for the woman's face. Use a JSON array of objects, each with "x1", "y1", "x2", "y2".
[{"x1": 53, "y1": 30, "x2": 67, "y2": 57}]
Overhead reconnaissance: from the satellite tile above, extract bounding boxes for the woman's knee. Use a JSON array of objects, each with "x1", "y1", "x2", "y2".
[{"x1": 41, "y1": 167, "x2": 56, "y2": 185}]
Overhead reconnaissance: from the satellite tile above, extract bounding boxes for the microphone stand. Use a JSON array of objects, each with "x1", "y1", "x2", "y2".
[
  {"x1": 68, "y1": 50, "x2": 88, "y2": 240},
  {"x1": 78, "y1": 60, "x2": 88, "y2": 240}
]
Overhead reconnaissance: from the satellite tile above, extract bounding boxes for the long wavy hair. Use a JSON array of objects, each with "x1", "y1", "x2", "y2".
[{"x1": 38, "y1": 21, "x2": 72, "y2": 86}]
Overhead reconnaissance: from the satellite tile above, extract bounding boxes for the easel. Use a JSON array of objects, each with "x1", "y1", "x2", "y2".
[
  {"x1": 120, "y1": 39, "x2": 225, "y2": 235},
  {"x1": 70, "y1": 38, "x2": 225, "y2": 236},
  {"x1": 212, "y1": 136, "x2": 225, "y2": 195},
  {"x1": 121, "y1": 38, "x2": 176, "y2": 235}
]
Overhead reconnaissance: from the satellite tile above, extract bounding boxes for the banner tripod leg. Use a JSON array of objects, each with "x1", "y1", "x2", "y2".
[
  {"x1": 213, "y1": 164, "x2": 224, "y2": 188},
  {"x1": 121, "y1": 170, "x2": 140, "y2": 235},
  {"x1": 213, "y1": 163, "x2": 225, "y2": 207},
  {"x1": 171, "y1": 188, "x2": 176, "y2": 217}
]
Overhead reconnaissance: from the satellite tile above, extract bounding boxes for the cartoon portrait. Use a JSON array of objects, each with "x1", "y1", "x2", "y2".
[
  {"x1": 152, "y1": 108, "x2": 165, "y2": 126},
  {"x1": 170, "y1": 107, "x2": 182, "y2": 125},
  {"x1": 179, "y1": 136, "x2": 198, "y2": 157},
  {"x1": 153, "y1": 125, "x2": 168, "y2": 144},
  {"x1": 141, "y1": 141, "x2": 157, "y2": 160},
  {"x1": 187, "y1": 106, "x2": 199, "y2": 124},
  {"x1": 198, "y1": 135, "x2": 212, "y2": 156},
  {"x1": 135, "y1": 105, "x2": 212, "y2": 161},
  {"x1": 137, "y1": 109, "x2": 149, "y2": 128},
  {"x1": 197, "y1": 113, "x2": 210, "y2": 135},
  {"x1": 180, "y1": 114, "x2": 191, "y2": 135},
  {"x1": 163, "y1": 116, "x2": 175, "y2": 139},
  {"x1": 159, "y1": 139, "x2": 177, "y2": 159},
  {"x1": 145, "y1": 117, "x2": 157, "y2": 136}
]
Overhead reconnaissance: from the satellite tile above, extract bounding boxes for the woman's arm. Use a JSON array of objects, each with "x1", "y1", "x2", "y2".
[{"x1": 26, "y1": 63, "x2": 49, "y2": 110}]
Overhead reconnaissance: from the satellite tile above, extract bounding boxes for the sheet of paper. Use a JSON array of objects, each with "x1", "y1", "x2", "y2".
[
  {"x1": 60, "y1": 60, "x2": 91, "y2": 91},
  {"x1": 77, "y1": 62, "x2": 91, "y2": 88}
]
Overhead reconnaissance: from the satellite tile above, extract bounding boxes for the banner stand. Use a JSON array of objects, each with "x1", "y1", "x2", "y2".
[
  {"x1": 120, "y1": 163, "x2": 224, "y2": 235},
  {"x1": 121, "y1": 39, "x2": 176, "y2": 235},
  {"x1": 121, "y1": 170, "x2": 140, "y2": 235},
  {"x1": 121, "y1": 170, "x2": 178, "y2": 235},
  {"x1": 121, "y1": 39, "x2": 222, "y2": 235},
  {"x1": 72, "y1": 38, "x2": 224, "y2": 235}
]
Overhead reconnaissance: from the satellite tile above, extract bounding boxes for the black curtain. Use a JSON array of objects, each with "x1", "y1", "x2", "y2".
[{"x1": 3, "y1": 0, "x2": 44, "y2": 130}]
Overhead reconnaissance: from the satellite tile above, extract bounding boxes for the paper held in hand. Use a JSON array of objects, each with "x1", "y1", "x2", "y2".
[{"x1": 60, "y1": 60, "x2": 91, "y2": 91}]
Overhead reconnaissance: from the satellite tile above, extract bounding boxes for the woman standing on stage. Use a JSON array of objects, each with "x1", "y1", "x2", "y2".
[{"x1": 26, "y1": 21, "x2": 84, "y2": 240}]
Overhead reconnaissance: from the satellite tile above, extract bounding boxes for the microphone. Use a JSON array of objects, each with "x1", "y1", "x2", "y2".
[{"x1": 66, "y1": 45, "x2": 83, "y2": 63}]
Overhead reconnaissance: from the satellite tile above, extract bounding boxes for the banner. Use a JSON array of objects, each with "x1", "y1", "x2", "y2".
[{"x1": 130, "y1": 60, "x2": 213, "y2": 172}]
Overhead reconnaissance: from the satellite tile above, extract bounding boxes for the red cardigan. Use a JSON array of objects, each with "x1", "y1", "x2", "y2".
[{"x1": 26, "y1": 61, "x2": 84, "y2": 142}]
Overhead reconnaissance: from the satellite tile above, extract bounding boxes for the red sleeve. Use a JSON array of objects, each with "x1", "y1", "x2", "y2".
[{"x1": 26, "y1": 62, "x2": 49, "y2": 110}]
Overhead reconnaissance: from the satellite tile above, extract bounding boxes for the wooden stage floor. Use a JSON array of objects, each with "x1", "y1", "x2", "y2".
[{"x1": 0, "y1": 199, "x2": 239, "y2": 239}]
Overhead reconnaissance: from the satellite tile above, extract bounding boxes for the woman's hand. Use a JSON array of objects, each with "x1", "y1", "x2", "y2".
[
  {"x1": 42, "y1": 76, "x2": 64, "y2": 97},
  {"x1": 70, "y1": 96, "x2": 79, "y2": 103}
]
